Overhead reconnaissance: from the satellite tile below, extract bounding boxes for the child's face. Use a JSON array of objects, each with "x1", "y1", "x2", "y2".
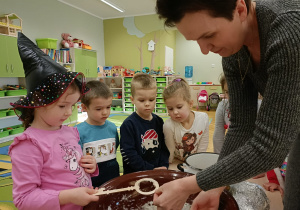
[
  {"x1": 165, "y1": 96, "x2": 193, "y2": 123},
  {"x1": 131, "y1": 88, "x2": 156, "y2": 120},
  {"x1": 33, "y1": 87, "x2": 80, "y2": 130},
  {"x1": 223, "y1": 83, "x2": 229, "y2": 99},
  {"x1": 82, "y1": 97, "x2": 112, "y2": 126}
]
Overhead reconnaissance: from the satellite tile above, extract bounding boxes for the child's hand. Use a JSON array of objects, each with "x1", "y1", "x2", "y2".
[
  {"x1": 59, "y1": 187, "x2": 99, "y2": 206},
  {"x1": 80, "y1": 155, "x2": 97, "y2": 174},
  {"x1": 154, "y1": 166, "x2": 167, "y2": 170},
  {"x1": 263, "y1": 182, "x2": 284, "y2": 196}
]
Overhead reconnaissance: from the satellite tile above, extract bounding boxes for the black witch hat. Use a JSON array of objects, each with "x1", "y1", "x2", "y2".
[{"x1": 11, "y1": 33, "x2": 89, "y2": 120}]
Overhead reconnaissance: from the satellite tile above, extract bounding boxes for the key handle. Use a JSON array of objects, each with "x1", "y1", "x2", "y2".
[{"x1": 94, "y1": 178, "x2": 159, "y2": 196}]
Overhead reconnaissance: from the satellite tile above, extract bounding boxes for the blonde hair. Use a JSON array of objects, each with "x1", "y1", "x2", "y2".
[
  {"x1": 163, "y1": 78, "x2": 191, "y2": 102},
  {"x1": 81, "y1": 80, "x2": 113, "y2": 107},
  {"x1": 219, "y1": 74, "x2": 227, "y2": 92},
  {"x1": 131, "y1": 73, "x2": 157, "y2": 97}
]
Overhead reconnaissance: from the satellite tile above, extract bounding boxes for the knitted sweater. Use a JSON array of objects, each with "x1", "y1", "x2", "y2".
[{"x1": 196, "y1": 1, "x2": 300, "y2": 204}]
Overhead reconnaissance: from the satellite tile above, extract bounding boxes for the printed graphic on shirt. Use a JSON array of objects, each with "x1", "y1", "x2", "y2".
[
  {"x1": 60, "y1": 143, "x2": 90, "y2": 187},
  {"x1": 141, "y1": 129, "x2": 159, "y2": 154},
  {"x1": 175, "y1": 132, "x2": 201, "y2": 160},
  {"x1": 83, "y1": 138, "x2": 116, "y2": 163}
]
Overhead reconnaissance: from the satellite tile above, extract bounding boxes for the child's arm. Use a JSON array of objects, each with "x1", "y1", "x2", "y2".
[
  {"x1": 120, "y1": 121, "x2": 155, "y2": 171},
  {"x1": 80, "y1": 155, "x2": 98, "y2": 175},
  {"x1": 163, "y1": 120, "x2": 176, "y2": 163},
  {"x1": 59, "y1": 187, "x2": 99, "y2": 206},
  {"x1": 213, "y1": 102, "x2": 226, "y2": 153},
  {"x1": 196, "y1": 113, "x2": 209, "y2": 153}
]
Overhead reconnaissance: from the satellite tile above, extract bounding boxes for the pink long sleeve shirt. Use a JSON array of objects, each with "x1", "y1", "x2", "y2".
[{"x1": 9, "y1": 126, "x2": 98, "y2": 210}]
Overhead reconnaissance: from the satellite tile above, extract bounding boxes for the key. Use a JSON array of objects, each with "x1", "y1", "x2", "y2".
[{"x1": 93, "y1": 178, "x2": 159, "y2": 196}]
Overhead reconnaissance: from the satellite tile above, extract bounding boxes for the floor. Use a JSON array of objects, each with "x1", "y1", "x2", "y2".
[{"x1": 0, "y1": 109, "x2": 283, "y2": 210}]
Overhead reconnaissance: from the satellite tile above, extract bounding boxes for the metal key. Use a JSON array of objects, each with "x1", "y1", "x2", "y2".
[{"x1": 93, "y1": 178, "x2": 159, "y2": 196}]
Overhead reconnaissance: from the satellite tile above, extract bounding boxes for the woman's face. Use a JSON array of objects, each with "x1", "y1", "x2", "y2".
[{"x1": 176, "y1": 6, "x2": 247, "y2": 57}]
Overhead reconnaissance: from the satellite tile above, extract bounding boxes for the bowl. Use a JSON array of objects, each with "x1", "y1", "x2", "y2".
[{"x1": 85, "y1": 170, "x2": 238, "y2": 210}]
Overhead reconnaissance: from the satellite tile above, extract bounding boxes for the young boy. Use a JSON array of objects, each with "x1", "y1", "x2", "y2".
[
  {"x1": 120, "y1": 73, "x2": 169, "y2": 174},
  {"x1": 75, "y1": 80, "x2": 119, "y2": 187}
]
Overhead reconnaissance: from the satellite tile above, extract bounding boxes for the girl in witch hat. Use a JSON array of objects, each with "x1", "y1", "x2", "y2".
[{"x1": 8, "y1": 33, "x2": 99, "y2": 210}]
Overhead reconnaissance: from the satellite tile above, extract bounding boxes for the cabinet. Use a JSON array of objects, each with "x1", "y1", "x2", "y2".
[
  {"x1": 98, "y1": 77, "x2": 124, "y2": 112},
  {"x1": 122, "y1": 76, "x2": 176, "y2": 114},
  {"x1": 72, "y1": 48, "x2": 97, "y2": 78},
  {"x1": 0, "y1": 34, "x2": 24, "y2": 77}
]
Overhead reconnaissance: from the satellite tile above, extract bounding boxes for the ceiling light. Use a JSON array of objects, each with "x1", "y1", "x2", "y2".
[{"x1": 101, "y1": 0, "x2": 124, "y2": 13}]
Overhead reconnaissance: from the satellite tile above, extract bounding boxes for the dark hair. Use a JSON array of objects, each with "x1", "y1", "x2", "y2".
[
  {"x1": 81, "y1": 80, "x2": 113, "y2": 107},
  {"x1": 156, "y1": 0, "x2": 251, "y2": 27},
  {"x1": 22, "y1": 81, "x2": 80, "y2": 129}
]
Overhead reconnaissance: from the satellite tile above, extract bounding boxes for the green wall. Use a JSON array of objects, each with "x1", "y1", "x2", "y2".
[{"x1": 104, "y1": 14, "x2": 176, "y2": 71}]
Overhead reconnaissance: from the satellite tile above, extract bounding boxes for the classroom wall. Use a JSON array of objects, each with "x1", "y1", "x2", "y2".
[
  {"x1": 0, "y1": 0, "x2": 105, "y2": 66},
  {"x1": 175, "y1": 32, "x2": 223, "y2": 84},
  {"x1": 104, "y1": 14, "x2": 176, "y2": 71}
]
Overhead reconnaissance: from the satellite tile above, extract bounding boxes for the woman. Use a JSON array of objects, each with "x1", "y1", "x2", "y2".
[
  {"x1": 213, "y1": 74, "x2": 230, "y2": 154},
  {"x1": 154, "y1": 0, "x2": 300, "y2": 209}
]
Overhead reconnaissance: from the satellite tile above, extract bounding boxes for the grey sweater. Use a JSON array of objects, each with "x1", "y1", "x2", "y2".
[{"x1": 196, "y1": 0, "x2": 300, "y2": 208}]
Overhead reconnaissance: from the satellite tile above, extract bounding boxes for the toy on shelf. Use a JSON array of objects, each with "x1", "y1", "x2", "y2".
[
  {"x1": 4, "y1": 85, "x2": 26, "y2": 90},
  {"x1": 164, "y1": 66, "x2": 174, "y2": 76},
  {"x1": 97, "y1": 66, "x2": 105, "y2": 77},
  {"x1": 0, "y1": 13, "x2": 22, "y2": 37},
  {"x1": 111, "y1": 66, "x2": 124, "y2": 77},
  {"x1": 142, "y1": 67, "x2": 150, "y2": 74},
  {"x1": 103, "y1": 66, "x2": 112, "y2": 77},
  {"x1": 61, "y1": 33, "x2": 79, "y2": 48},
  {"x1": 110, "y1": 79, "x2": 117, "y2": 88}
]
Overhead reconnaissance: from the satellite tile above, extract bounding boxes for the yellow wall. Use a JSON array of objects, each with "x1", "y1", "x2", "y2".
[{"x1": 104, "y1": 14, "x2": 176, "y2": 71}]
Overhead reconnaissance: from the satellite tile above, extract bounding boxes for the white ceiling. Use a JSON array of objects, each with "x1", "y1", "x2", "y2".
[{"x1": 58, "y1": 0, "x2": 157, "y2": 20}]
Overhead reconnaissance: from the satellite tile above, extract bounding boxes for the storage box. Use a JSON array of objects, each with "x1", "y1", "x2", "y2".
[
  {"x1": 0, "y1": 110, "x2": 7, "y2": 118},
  {"x1": 156, "y1": 98, "x2": 164, "y2": 103},
  {"x1": 5, "y1": 89, "x2": 27, "y2": 96},
  {"x1": 0, "y1": 90, "x2": 6, "y2": 97},
  {"x1": 125, "y1": 93, "x2": 131, "y2": 97},
  {"x1": 0, "y1": 128, "x2": 9, "y2": 138},
  {"x1": 156, "y1": 109, "x2": 166, "y2": 113},
  {"x1": 9, "y1": 126, "x2": 24, "y2": 135},
  {"x1": 157, "y1": 88, "x2": 164, "y2": 93},
  {"x1": 157, "y1": 83, "x2": 166, "y2": 87},
  {"x1": 125, "y1": 103, "x2": 133, "y2": 107},
  {"x1": 125, "y1": 108, "x2": 134, "y2": 112},
  {"x1": 156, "y1": 77, "x2": 166, "y2": 82},
  {"x1": 125, "y1": 88, "x2": 131, "y2": 92},
  {"x1": 125, "y1": 98, "x2": 131, "y2": 102},
  {"x1": 124, "y1": 77, "x2": 133, "y2": 82},
  {"x1": 124, "y1": 83, "x2": 131, "y2": 87},
  {"x1": 115, "y1": 107, "x2": 123, "y2": 111},
  {"x1": 36, "y1": 38, "x2": 58, "y2": 49},
  {"x1": 7, "y1": 110, "x2": 16, "y2": 116},
  {"x1": 157, "y1": 93, "x2": 162, "y2": 98},
  {"x1": 156, "y1": 104, "x2": 166, "y2": 108}
]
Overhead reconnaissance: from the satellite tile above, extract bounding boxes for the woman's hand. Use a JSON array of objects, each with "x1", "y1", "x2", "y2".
[
  {"x1": 263, "y1": 182, "x2": 284, "y2": 196},
  {"x1": 80, "y1": 155, "x2": 97, "y2": 174},
  {"x1": 153, "y1": 175, "x2": 201, "y2": 210},
  {"x1": 191, "y1": 187, "x2": 224, "y2": 210},
  {"x1": 59, "y1": 187, "x2": 99, "y2": 206}
]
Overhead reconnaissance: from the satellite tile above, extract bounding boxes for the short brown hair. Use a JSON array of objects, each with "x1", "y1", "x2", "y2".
[
  {"x1": 81, "y1": 80, "x2": 113, "y2": 107},
  {"x1": 131, "y1": 73, "x2": 157, "y2": 97},
  {"x1": 163, "y1": 78, "x2": 191, "y2": 102}
]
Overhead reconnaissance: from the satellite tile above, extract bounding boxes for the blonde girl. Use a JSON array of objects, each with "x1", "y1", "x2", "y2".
[
  {"x1": 9, "y1": 33, "x2": 99, "y2": 210},
  {"x1": 163, "y1": 78, "x2": 209, "y2": 163}
]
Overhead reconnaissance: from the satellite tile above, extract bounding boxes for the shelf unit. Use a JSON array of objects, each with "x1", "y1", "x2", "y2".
[
  {"x1": 122, "y1": 76, "x2": 177, "y2": 114},
  {"x1": 98, "y1": 77, "x2": 124, "y2": 112},
  {"x1": 0, "y1": 95, "x2": 23, "y2": 143}
]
